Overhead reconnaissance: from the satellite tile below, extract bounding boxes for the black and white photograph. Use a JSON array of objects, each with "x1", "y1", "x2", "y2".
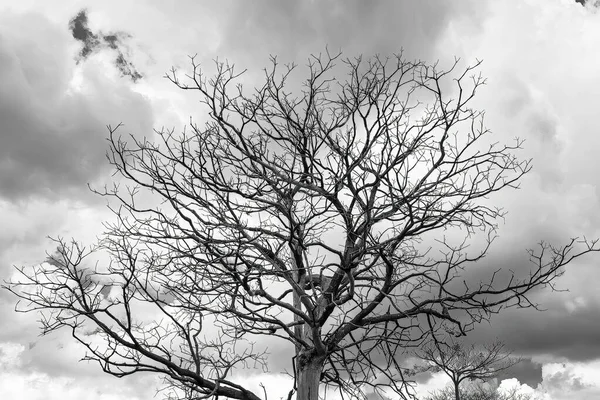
[{"x1": 1, "y1": 1, "x2": 600, "y2": 399}]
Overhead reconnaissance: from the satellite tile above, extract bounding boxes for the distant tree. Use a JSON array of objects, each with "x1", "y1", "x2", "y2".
[
  {"x1": 425, "y1": 382, "x2": 534, "y2": 400},
  {"x1": 4, "y1": 50, "x2": 599, "y2": 400},
  {"x1": 416, "y1": 339, "x2": 519, "y2": 400}
]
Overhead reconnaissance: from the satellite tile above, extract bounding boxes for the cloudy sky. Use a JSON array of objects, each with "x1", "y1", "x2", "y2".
[{"x1": 1, "y1": 0, "x2": 600, "y2": 399}]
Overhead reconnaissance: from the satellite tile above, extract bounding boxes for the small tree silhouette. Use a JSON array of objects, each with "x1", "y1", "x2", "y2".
[{"x1": 417, "y1": 339, "x2": 520, "y2": 400}]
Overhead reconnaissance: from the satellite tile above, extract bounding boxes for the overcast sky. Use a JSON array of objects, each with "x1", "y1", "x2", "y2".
[{"x1": 1, "y1": 1, "x2": 600, "y2": 399}]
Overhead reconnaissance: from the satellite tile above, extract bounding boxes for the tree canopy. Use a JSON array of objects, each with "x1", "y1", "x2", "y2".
[{"x1": 5, "y1": 51, "x2": 598, "y2": 400}]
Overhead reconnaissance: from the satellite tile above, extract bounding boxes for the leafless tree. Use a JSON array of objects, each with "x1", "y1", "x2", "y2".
[
  {"x1": 416, "y1": 339, "x2": 520, "y2": 400},
  {"x1": 4, "y1": 50, "x2": 599, "y2": 400},
  {"x1": 425, "y1": 382, "x2": 534, "y2": 400}
]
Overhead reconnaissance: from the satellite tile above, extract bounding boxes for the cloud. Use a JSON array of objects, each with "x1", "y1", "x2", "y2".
[
  {"x1": 0, "y1": 198, "x2": 113, "y2": 352},
  {"x1": 542, "y1": 364, "x2": 590, "y2": 392},
  {"x1": 497, "y1": 359, "x2": 544, "y2": 389},
  {"x1": 498, "y1": 362, "x2": 600, "y2": 400},
  {"x1": 214, "y1": 0, "x2": 487, "y2": 71},
  {"x1": 0, "y1": 11, "x2": 154, "y2": 201},
  {"x1": 68, "y1": 9, "x2": 100, "y2": 60},
  {"x1": 0, "y1": 342, "x2": 159, "y2": 400},
  {"x1": 416, "y1": 0, "x2": 600, "y2": 366},
  {"x1": 459, "y1": 237, "x2": 600, "y2": 362},
  {"x1": 497, "y1": 379, "x2": 540, "y2": 399},
  {"x1": 575, "y1": 0, "x2": 600, "y2": 6},
  {"x1": 69, "y1": 9, "x2": 142, "y2": 82}
]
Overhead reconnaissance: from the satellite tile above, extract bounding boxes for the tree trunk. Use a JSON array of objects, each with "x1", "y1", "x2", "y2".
[
  {"x1": 296, "y1": 355, "x2": 324, "y2": 400},
  {"x1": 454, "y1": 380, "x2": 460, "y2": 400}
]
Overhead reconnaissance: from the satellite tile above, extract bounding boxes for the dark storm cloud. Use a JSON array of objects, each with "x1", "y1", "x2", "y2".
[
  {"x1": 69, "y1": 9, "x2": 99, "y2": 59},
  {"x1": 0, "y1": 11, "x2": 153, "y2": 201},
  {"x1": 574, "y1": 0, "x2": 599, "y2": 6},
  {"x1": 69, "y1": 9, "x2": 142, "y2": 82},
  {"x1": 431, "y1": 1, "x2": 600, "y2": 375},
  {"x1": 460, "y1": 285, "x2": 600, "y2": 368},
  {"x1": 401, "y1": 213, "x2": 600, "y2": 381},
  {"x1": 496, "y1": 358, "x2": 543, "y2": 389},
  {"x1": 500, "y1": 306, "x2": 600, "y2": 362},
  {"x1": 444, "y1": 233, "x2": 600, "y2": 366}
]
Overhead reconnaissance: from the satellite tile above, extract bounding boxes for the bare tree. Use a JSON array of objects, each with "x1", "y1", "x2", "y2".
[
  {"x1": 4, "y1": 51, "x2": 599, "y2": 400},
  {"x1": 416, "y1": 339, "x2": 519, "y2": 400},
  {"x1": 425, "y1": 382, "x2": 534, "y2": 400}
]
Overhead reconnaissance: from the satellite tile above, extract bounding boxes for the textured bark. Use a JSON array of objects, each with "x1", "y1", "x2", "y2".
[{"x1": 296, "y1": 356, "x2": 324, "y2": 400}]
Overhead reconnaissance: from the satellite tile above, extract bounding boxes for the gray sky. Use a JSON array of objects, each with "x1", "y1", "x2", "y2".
[{"x1": 1, "y1": 1, "x2": 600, "y2": 399}]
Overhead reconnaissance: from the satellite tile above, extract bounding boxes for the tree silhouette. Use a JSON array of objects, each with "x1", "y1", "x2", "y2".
[
  {"x1": 417, "y1": 339, "x2": 520, "y2": 400},
  {"x1": 5, "y1": 51, "x2": 598, "y2": 400},
  {"x1": 425, "y1": 382, "x2": 534, "y2": 400}
]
